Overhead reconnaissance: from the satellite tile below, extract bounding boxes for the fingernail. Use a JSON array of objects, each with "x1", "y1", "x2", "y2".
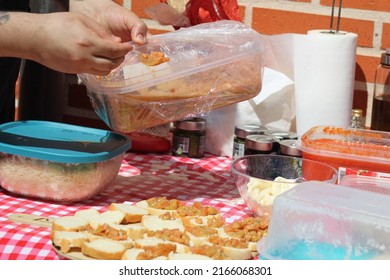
[{"x1": 136, "y1": 34, "x2": 145, "y2": 43}]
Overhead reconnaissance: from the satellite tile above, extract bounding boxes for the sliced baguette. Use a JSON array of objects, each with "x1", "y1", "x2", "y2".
[
  {"x1": 141, "y1": 215, "x2": 185, "y2": 232},
  {"x1": 136, "y1": 200, "x2": 178, "y2": 216},
  {"x1": 52, "y1": 216, "x2": 89, "y2": 232},
  {"x1": 52, "y1": 230, "x2": 88, "y2": 253},
  {"x1": 81, "y1": 239, "x2": 127, "y2": 260},
  {"x1": 88, "y1": 210, "x2": 125, "y2": 230},
  {"x1": 108, "y1": 203, "x2": 149, "y2": 224},
  {"x1": 134, "y1": 237, "x2": 189, "y2": 254},
  {"x1": 168, "y1": 252, "x2": 213, "y2": 260},
  {"x1": 74, "y1": 208, "x2": 101, "y2": 221},
  {"x1": 122, "y1": 248, "x2": 169, "y2": 260}
]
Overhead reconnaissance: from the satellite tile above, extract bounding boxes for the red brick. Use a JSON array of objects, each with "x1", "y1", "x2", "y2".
[
  {"x1": 251, "y1": 8, "x2": 374, "y2": 47},
  {"x1": 382, "y1": 23, "x2": 390, "y2": 49},
  {"x1": 321, "y1": 0, "x2": 390, "y2": 13},
  {"x1": 352, "y1": 89, "x2": 368, "y2": 117},
  {"x1": 355, "y1": 55, "x2": 381, "y2": 83}
]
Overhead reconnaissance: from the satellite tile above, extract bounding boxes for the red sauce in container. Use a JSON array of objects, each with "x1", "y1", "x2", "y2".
[{"x1": 300, "y1": 126, "x2": 390, "y2": 173}]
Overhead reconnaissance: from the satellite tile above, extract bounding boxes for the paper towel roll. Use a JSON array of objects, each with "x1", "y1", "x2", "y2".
[{"x1": 294, "y1": 30, "x2": 357, "y2": 136}]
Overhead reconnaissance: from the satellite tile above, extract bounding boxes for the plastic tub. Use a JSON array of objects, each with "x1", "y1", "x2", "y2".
[
  {"x1": 300, "y1": 126, "x2": 390, "y2": 174},
  {"x1": 258, "y1": 181, "x2": 390, "y2": 260},
  {"x1": 78, "y1": 20, "x2": 266, "y2": 133},
  {"x1": 340, "y1": 175, "x2": 390, "y2": 195},
  {"x1": 0, "y1": 121, "x2": 130, "y2": 202}
]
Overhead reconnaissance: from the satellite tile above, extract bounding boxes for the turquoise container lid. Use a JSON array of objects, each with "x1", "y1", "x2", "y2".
[{"x1": 0, "y1": 121, "x2": 131, "y2": 163}]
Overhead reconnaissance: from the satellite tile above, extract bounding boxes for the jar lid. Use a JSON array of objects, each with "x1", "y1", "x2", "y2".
[
  {"x1": 245, "y1": 135, "x2": 278, "y2": 151},
  {"x1": 234, "y1": 124, "x2": 268, "y2": 138},
  {"x1": 279, "y1": 140, "x2": 302, "y2": 157},
  {"x1": 382, "y1": 48, "x2": 390, "y2": 66},
  {"x1": 267, "y1": 130, "x2": 298, "y2": 141},
  {"x1": 174, "y1": 117, "x2": 206, "y2": 131}
]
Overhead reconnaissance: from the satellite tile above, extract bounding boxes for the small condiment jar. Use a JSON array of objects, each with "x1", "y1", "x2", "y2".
[
  {"x1": 266, "y1": 130, "x2": 298, "y2": 141},
  {"x1": 244, "y1": 135, "x2": 279, "y2": 155},
  {"x1": 233, "y1": 124, "x2": 268, "y2": 159},
  {"x1": 171, "y1": 117, "x2": 206, "y2": 158},
  {"x1": 279, "y1": 140, "x2": 302, "y2": 157}
]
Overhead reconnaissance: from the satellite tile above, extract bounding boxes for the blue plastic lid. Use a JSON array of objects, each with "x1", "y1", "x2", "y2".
[{"x1": 0, "y1": 121, "x2": 131, "y2": 163}]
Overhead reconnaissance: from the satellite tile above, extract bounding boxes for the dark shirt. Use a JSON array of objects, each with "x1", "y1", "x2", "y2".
[{"x1": 0, "y1": 1, "x2": 30, "y2": 124}]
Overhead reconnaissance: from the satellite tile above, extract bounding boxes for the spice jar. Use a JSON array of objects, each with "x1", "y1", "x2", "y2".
[
  {"x1": 233, "y1": 124, "x2": 268, "y2": 159},
  {"x1": 171, "y1": 117, "x2": 206, "y2": 158},
  {"x1": 279, "y1": 140, "x2": 302, "y2": 157},
  {"x1": 350, "y1": 109, "x2": 365, "y2": 129},
  {"x1": 244, "y1": 135, "x2": 279, "y2": 155},
  {"x1": 266, "y1": 130, "x2": 298, "y2": 141}
]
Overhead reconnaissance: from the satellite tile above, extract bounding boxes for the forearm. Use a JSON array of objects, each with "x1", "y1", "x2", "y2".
[{"x1": 0, "y1": 11, "x2": 42, "y2": 60}]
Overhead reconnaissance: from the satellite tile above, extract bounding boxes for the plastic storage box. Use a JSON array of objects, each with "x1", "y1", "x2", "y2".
[
  {"x1": 258, "y1": 181, "x2": 390, "y2": 260},
  {"x1": 300, "y1": 126, "x2": 390, "y2": 173},
  {"x1": 340, "y1": 175, "x2": 390, "y2": 195},
  {"x1": 78, "y1": 20, "x2": 266, "y2": 133},
  {"x1": 0, "y1": 121, "x2": 130, "y2": 202}
]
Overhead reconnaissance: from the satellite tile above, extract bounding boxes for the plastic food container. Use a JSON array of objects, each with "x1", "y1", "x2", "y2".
[
  {"x1": 0, "y1": 121, "x2": 130, "y2": 202},
  {"x1": 78, "y1": 20, "x2": 266, "y2": 133},
  {"x1": 258, "y1": 181, "x2": 390, "y2": 260},
  {"x1": 340, "y1": 175, "x2": 390, "y2": 195},
  {"x1": 300, "y1": 126, "x2": 390, "y2": 174}
]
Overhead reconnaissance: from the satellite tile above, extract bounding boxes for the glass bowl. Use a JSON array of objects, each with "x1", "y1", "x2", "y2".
[{"x1": 231, "y1": 154, "x2": 338, "y2": 217}]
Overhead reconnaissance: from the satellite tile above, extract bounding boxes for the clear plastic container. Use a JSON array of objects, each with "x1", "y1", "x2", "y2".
[
  {"x1": 340, "y1": 175, "x2": 390, "y2": 195},
  {"x1": 0, "y1": 121, "x2": 130, "y2": 202},
  {"x1": 300, "y1": 125, "x2": 390, "y2": 173},
  {"x1": 78, "y1": 21, "x2": 266, "y2": 133},
  {"x1": 258, "y1": 181, "x2": 390, "y2": 260}
]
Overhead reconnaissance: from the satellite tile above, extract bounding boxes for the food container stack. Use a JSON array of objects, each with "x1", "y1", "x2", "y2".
[{"x1": 78, "y1": 20, "x2": 266, "y2": 133}]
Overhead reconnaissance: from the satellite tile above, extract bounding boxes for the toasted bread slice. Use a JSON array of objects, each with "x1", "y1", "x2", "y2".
[
  {"x1": 52, "y1": 216, "x2": 89, "y2": 232},
  {"x1": 168, "y1": 252, "x2": 213, "y2": 260},
  {"x1": 141, "y1": 215, "x2": 185, "y2": 232},
  {"x1": 108, "y1": 203, "x2": 149, "y2": 224},
  {"x1": 52, "y1": 230, "x2": 88, "y2": 253},
  {"x1": 74, "y1": 208, "x2": 101, "y2": 221},
  {"x1": 88, "y1": 210, "x2": 125, "y2": 229},
  {"x1": 81, "y1": 239, "x2": 127, "y2": 260},
  {"x1": 134, "y1": 237, "x2": 189, "y2": 254}
]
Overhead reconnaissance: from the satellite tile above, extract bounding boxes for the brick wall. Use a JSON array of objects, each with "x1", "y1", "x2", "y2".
[{"x1": 127, "y1": 0, "x2": 390, "y2": 128}]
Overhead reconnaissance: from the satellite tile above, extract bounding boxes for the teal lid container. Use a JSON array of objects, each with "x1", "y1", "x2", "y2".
[
  {"x1": 0, "y1": 121, "x2": 130, "y2": 163},
  {"x1": 0, "y1": 121, "x2": 131, "y2": 202}
]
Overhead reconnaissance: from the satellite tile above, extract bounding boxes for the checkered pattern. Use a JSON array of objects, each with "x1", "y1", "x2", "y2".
[{"x1": 0, "y1": 153, "x2": 252, "y2": 260}]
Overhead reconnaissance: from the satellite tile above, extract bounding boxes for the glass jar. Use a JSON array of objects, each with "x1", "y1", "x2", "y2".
[
  {"x1": 279, "y1": 140, "x2": 302, "y2": 157},
  {"x1": 244, "y1": 135, "x2": 279, "y2": 155},
  {"x1": 371, "y1": 48, "x2": 390, "y2": 132},
  {"x1": 266, "y1": 130, "x2": 298, "y2": 141},
  {"x1": 350, "y1": 109, "x2": 365, "y2": 129},
  {"x1": 232, "y1": 124, "x2": 268, "y2": 159},
  {"x1": 171, "y1": 117, "x2": 206, "y2": 158}
]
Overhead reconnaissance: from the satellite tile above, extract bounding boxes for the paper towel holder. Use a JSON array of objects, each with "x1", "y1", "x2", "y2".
[{"x1": 322, "y1": 0, "x2": 345, "y2": 35}]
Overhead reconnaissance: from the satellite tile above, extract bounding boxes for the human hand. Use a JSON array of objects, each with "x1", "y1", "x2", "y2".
[
  {"x1": 29, "y1": 12, "x2": 133, "y2": 75},
  {"x1": 70, "y1": 0, "x2": 148, "y2": 45}
]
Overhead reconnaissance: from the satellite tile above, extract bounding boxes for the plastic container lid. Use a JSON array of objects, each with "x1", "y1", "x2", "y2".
[{"x1": 0, "y1": 121, "x2": 130, "y2": 163}]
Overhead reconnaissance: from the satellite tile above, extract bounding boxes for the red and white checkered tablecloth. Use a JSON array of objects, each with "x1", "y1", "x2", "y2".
[{"x1": 0, "y1": 153, "x2": 253, "y2": 260}]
